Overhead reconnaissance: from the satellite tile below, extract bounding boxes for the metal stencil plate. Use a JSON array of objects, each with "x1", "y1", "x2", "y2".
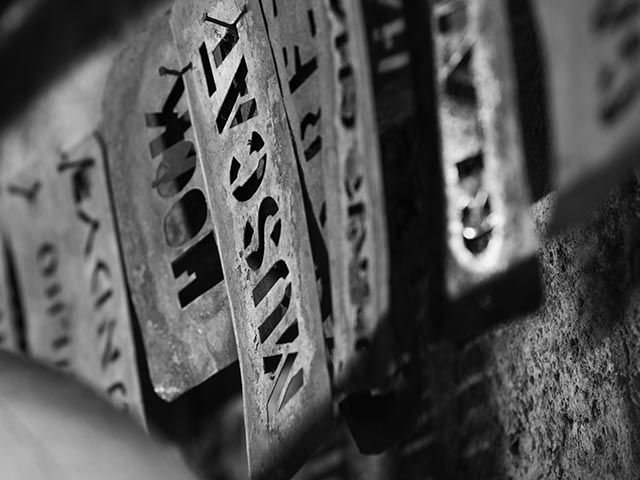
[
  {"x1": 319, "y1": 0, "x2": 391, "y2": 392},
  {"x1": 1, "y1": 133, "x2": 145, "y2": 425},
  {"x1": 171, "y1": 1, "x2": 332, "y2": 478},
  {"x1": 336, "y1": 0, "x2": 438, "y2": 453},
  {"x1": 101, "y1": 11, "x2": 236, "y2": 401},
  {"x1": 257, "y1": 0, "x2": 336, "y2": 386},
  {"x1": 0, "y1": 229, "x2": 18, "y2": 353}
]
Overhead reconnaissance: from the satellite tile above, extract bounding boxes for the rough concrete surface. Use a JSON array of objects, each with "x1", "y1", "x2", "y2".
[{"x1": 395, "y1": 179, "x2": 640, "y2": 480}]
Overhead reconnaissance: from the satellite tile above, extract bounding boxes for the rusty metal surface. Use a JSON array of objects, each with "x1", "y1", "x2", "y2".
[
  {"x1": 101, "y1": 11, "x2": 237, "y2": 401},
  {"x1": 531, "y1": 0, "x2": 640, "y2": 230},
  {"x1": 0, "y1": 133, "x2": 145, "y2": 425},
  {"x1": 319, "y1": 0, "x2": 391, "y2": 393},
  {"x1": 171, "y1": 1, "x2": 333, "y2": 478},
  {"x1": 437, "y1": 0, "x2": 541, "y2": 336}
]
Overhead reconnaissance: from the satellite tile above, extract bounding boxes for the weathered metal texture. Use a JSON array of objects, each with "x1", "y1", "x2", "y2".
[
  {"x1": 1, "y1": 157, "x2": 72, "y2": 372},
  {"x1": 0, "y1": 231, "x2": 17, "y2": 352},
  {"x1": 60, "y1": 134, "x2": 146, "y2": 425},
  {"x1": 0, "y1": 133, "x2": 145, "y2": 425},
  {"x1": 531, "y1": 0, "x2": 640, "y2": 230},
  {"x1": 292, "y1": 420, "x2": 394, "y2": 480},
  {"x1": 439, "y1": 0, "x2": 541, "y2": 337},
  {"x1": 319, "y1": 0, "x2": 391, "y2": 392},
  {"x1": 390, "y1": 181, "x2": 640, "y2": 480},
  {"x1": 101, "y1": 10, "x2": 236, "y2": 401},
  {"x1": 256, "y1": 0, "x2": 337, "y2": 387},
  {"x1": 337, "y1": 0, "x2": 443, "y2": 453},
  {"x1": 434, "y1": 0, "x2": 467, "y2": 35},
  {"x1": 170, "y1": 1, "x2": 333, "y2": 479}
]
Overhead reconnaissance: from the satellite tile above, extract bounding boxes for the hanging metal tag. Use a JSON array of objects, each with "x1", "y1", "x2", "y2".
[
  {"x1": 439, "y1": 0, "x2": 541, "y2": 337},
  {"x1": 101, "y1": 11, "x2": 237, "y2": 401},
  {"x1": 1, "y1": 134, "x2": 145, "y2": 425},
  {"x1": 531, "y1": 0, "x2": 640, "y2": 230},
  {"x1": 2, "y1": 158, "x2": 68, "y2": 371},
  {"x1": 316, "y1": 0, "x2": 393, "y2": 393},
  {"x1": 255, "y1": 0, "x2": 337, "y2": 388},
  {"x1": 171, "y1": 2, "x2": 333, "y2": 478}
]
